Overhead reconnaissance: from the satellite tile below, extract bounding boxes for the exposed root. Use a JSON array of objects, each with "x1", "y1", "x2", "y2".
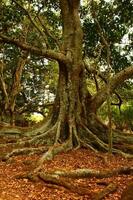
[
  {"x1": 0, "y1": 119, "x2": 51, "y2": 137},
  {"x1": 34, "y1": 166, "x2": 132, "y2": 198},
  {"x1": 1, "y1": 146, "x2": 47, "y2": 161},
  {"x1": 81, "y1": 123, "x2": 133, "y2": 158},
  {"x1": 38, "y1": 172, "x2": 92, "y2": 196},
  {"x1": 0, "y1": 127, "x2": 23, "y2": 136},
  {"x1": 35, "y1": 138, "x2": 73, "y2": 172},
  {"x1": 45, "y1": 167, "x2": 133, "y2": 179},
  {"x1": 38, "y1": 172, "x2": 117, "y2": 199},
  {"x1": 80, "y1": 138, "x2": 98, "y2": 153},
  {"x1": 33, "y1": 118, "x2": 83, "y2": 171},
  {"x1": 0, "y1": 125, "x2": 56, "y2": 163},
  {"x1": 72, "y1": 122, "x2": 81, "y2": 149},
  {"x1": 16, "y1": 165, "x2": 132, "y2": 198},
  {"x1": 113, "y1": 131, "x2": 133, "y2": 145},
  {"x1": 54, "y1": 121, "x2": 61, "y2": 144},
  {"x1": 22, "y1": 123, "x2": 57, "y2": 146},
  {"x1": 92, "y1": 183, "x2": 117, "y2": 200},
  {"x1": 0, "y1": 123, "x2": 57, "y2": 151}
]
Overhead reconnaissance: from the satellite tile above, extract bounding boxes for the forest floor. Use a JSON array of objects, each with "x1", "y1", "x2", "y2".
[{"x1": 0, "y1": 135, "x2": 133, "y2": 200}]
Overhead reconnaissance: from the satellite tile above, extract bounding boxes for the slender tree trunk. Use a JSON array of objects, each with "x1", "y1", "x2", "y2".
[{"x1": 9, "y1": 51, "x2": 28, "y2": 125}]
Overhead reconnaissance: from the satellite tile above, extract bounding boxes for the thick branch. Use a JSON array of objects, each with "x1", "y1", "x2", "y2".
[
  {"x1": 89, "y1": 66, "x2": 133, "y2": 112},
  {"x1": 0, "y1": 34, "x2": 67, "y2": 62},
  {"x1": 85, "y1": 63, "x2": 123, "y2": 109}
]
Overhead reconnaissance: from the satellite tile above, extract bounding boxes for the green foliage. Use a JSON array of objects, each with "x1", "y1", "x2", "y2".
[
  {"x1": 122, "y1": 101, "x2": 133, "y2": 120},
  {"x1": 99, "y1": 101, "x2": 133, "y2": 131},
  {"x1": 83, "y1": 0, "x2": 133, "y2": 71}
]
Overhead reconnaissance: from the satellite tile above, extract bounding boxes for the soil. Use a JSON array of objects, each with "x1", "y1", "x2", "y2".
[{"x1": 0, "y1": 137, "x2": 133, "y2": 200}]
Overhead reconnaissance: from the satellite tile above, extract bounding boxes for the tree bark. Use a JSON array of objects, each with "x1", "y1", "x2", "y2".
[
  {"x1": 45, "y1": 167, "x2": 133, "y2": 179},
  {"x1": 38, "y1": 172, "x2": 117, "y2": 199}
]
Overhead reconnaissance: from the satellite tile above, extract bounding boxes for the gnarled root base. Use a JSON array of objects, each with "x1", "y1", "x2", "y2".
[
  {"x1": 1, "y1": 117, "x2": 133, "y2": 199},
  {"x1": 1, "y1": 115, "x2": 133, "y2": 165}
]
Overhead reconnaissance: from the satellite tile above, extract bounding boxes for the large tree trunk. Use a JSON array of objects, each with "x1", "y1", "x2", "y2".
[{"x1": 48, "y1": 0, "x2": 85, "y2": 146}]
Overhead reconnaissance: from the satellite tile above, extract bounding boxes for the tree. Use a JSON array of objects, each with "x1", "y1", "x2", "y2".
[{"x1": 0, "y1": 0, "x2": 133, "y2": 165}]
